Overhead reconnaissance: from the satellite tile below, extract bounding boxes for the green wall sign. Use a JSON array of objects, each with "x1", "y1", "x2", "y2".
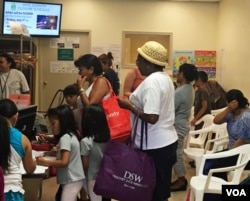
[{"x1": 58, "y1": 49, "x2": 74, "y2": 60}]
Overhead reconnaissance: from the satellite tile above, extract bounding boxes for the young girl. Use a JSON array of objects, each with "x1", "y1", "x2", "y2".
[
  {"x1": 0, "y1": 115, "x2": 11, "y2": 201},
  {"x1": 63, "y1": 83, "x2": 83, "y2": 139},
  {"x1": 0, "y1": 99, "x2": 36, "y2": 201},
  {"x1": 36, "y1": 104, "x2": 85, "y2": 201},
  {"x1": 80, "y1": 104, "x2": 110, "y2": 201}
]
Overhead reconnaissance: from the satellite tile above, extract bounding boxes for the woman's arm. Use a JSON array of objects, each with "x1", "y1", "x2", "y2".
[
  {"x1": 117, "y1": 97, "x2": 159, "y2": 124},
  {"x1": 20, "y1": 71, "x2": 30, "y2": 94},
  {"x1": 123, "y1": 69, "x2": 136, "y2": 97},
  {"x1": 78, "y1": 76, "x2": 110, "y2": 106},
  {"x1": 232, "y1": 139, "x2": 247, "y2": 149},
  {"x1": 191, "y1": 100, "x2": 208, "y2": 126},
  {"x1": 214, "y1": 100, "x2": 238, "y2": 124},
  {"x1": 22, "y1": 135, "x2": 36, "y2": 174}
]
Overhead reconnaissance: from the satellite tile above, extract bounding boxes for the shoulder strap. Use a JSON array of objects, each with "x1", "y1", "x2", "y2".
[
  {"x1": 100, "y1": 76, "x2": 115, "y2": 96},
  {"x1": 140, "y1": 120, "x2": 148, "y2": 150},
  {"x1": 130, "y1": 113, "x2": 148, "y2": 150}
]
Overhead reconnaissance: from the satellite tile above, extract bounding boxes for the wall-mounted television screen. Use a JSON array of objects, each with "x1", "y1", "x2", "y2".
[{"x1": 2, "y1": 0, "x2": 63, "y2": 37}]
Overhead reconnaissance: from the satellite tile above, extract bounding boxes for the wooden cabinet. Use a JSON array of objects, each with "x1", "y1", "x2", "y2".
[{"x1": 0, "y1": 34, "x2": 37, "y2": 104}]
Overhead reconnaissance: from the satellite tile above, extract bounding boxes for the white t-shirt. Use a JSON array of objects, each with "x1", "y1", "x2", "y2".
[
  {"x1": 56, "y1": 133, "x2": 85, "y2": 184},
  {"x1": 130, "y1": 71, "x2": 178, "y2": 150},
  {"x1": 0, "y1": 69, "x2": 29, "y2": 99},
  {"x1": 80, "y1": 137, "x2": 107, "y2": 180}
]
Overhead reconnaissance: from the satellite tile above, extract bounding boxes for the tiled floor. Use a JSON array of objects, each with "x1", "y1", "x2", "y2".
[
  {"x1": 170, "y1": 158, "x2": 196, "y2": 201},
  {"x1": 40, "y1": 157, "x2": 196, "y2": 201}
]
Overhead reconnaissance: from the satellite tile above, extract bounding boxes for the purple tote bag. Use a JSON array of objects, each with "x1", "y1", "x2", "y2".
[{"x1": 94, "y1": 117, "x2": 156, "y2": 201}]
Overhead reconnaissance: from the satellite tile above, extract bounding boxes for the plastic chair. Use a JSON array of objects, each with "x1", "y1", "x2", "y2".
[
  {"x1": 184, "y1": 123, "x2": 229, "y2": 175},
  {"x1": 206, "y1": 123, "x2": 229, "y2": 152},
  {"x1": 211, "y1": 107, "x2": 227, "y2": 116},
  {"x1": 188, "y1": 114, "x2": 214, "y2": 149},
  {"x1": 190, "y1": 144, "x2": 250, "y2": 201},
  {"x1": 189, "y1": 106, "x2": 194, "y2": 122}
]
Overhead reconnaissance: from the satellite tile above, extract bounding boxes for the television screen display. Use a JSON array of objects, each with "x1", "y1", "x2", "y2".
[
  {"x1": 2, "y1": 1, "x2": 62, "y2": 37},
  {"x1": 15, "y1": 105, "x2": 37, "y2": 141}
]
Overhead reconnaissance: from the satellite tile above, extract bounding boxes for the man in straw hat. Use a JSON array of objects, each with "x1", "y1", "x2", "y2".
[{"x1": 118, "y1": 41, "x2": 178, "y2": 201}]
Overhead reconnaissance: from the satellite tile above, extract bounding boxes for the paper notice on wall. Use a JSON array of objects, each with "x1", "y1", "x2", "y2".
[
  {"x1": 50, "y1": 37, "x2": 80, "y2": 49},
  {"x1": 107, "y1": 44, "x2": 122, "y2": 70},
  {"x1": 218, "y1": 49, "x2": 225, "y2": 83},
  {"x1": 92, "y1": 46, "x2": 106, "y2": 57},
  {"x1": 65, "y1": 37, "x2": 80, "y2": 48},
  {"x1": 107, "y1": 44, "x2": 121, "y2": 63},
  {"x1": 91, "y1": 44, "x2": 121, "y2": 70},
  {"x1": 50, "y1": 61, "x2": 78, "y2": 73},
  {"x1": 50, "y1": 38, "x2": 65, "y2": 48}
]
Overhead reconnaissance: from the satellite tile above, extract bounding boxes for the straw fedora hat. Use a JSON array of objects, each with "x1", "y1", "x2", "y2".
[{"x1": 137, "y1": 41, "x2": 168, "y2": 67}]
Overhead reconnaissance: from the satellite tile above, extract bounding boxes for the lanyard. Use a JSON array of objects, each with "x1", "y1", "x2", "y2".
[{"x1": 0, "y1": 70, "x2": 11, "y2": 99}]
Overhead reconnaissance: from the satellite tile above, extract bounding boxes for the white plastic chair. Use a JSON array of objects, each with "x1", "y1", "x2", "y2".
[
  {"x1": 190, "y1": 144, "x2": 250, "y2": 201},
  {"x1": 211, "y1": 107, "x2": 227, "y2": 116},
  {"x1": 184, "y1": 123, "x2": 229, "y2": 175},
  {"x1": 189, "y1": 106, "x2": 194, "y2": 122},
  {"x1": 207, "y1": 123, "x2": 229, "y2": 152},
  {"x1": 188, "y1": 114, "x2": 214, "y2": 149}
]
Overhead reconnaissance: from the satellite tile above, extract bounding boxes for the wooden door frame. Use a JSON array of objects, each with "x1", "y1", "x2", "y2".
[
  {"x1": 121, "y1": 31, "x2": 173, "y2": 69},
  {"x1": 35, "y1": 29, "x2": 91, "y2": 111}
]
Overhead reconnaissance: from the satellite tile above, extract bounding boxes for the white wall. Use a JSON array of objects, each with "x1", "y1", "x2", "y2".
[
  {"x1": 60, "y1": 0, "x2": 218, "y2": 48},
  {"x1": 45, "y1": 0, "x2": 219, "y2": 93},
  {"x1": 1, "y1": 0, "x2": 250, "y2": 109},
  {"x1": 0, "y1": 0, "x2": 220, "y2": 100},
  {"x1": 217, "y1": 0, "x2": 250, "y2": 99}
]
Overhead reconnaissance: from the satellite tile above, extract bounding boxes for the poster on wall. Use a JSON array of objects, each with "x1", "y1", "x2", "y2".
[
  {"x1": 173, "y1": 50, "x2": 195, "y2": 81},
  {"x1": 194, "y1": 50, "x2": 216, "y2": 79},
  {"x1": 172, "y1": 50, "x2": 216, "y2": 81}
]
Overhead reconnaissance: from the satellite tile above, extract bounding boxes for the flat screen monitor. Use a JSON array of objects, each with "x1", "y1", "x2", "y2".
[
  {"x1": 2, "y1": 1, "x2": 63, "y2": 37},
  {"x1": 15, "y1": 105, "x2": 37, "y2": 141}
]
